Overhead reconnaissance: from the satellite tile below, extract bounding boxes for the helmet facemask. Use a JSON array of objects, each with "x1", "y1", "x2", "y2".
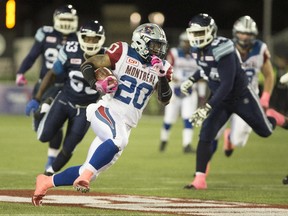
[
  {"x1": 78, "y1": 34, "x2": 105, "y2": 56},
  {"x1": 53, "y1": 5, "x2": 78, "y2": 35},
  {"x1": 186, "y1": 13, "x2": 217, "y2": 48},
  {"x1": 78, "y1": 20, "x2": 105, "y2": 56},
  {"x1": 131, "y1": 23, "x2": 168, "y2": 61},
  {"x1": 232, "y1": 16, "x2": 258, "y2": 49}
]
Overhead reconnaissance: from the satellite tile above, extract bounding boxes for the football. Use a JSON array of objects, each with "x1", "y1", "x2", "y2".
[{"x1": 95, "y1": 67, "x2": 114, "y2": 81}]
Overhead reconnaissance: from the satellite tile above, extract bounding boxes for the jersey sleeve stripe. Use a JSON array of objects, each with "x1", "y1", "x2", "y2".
[{"x1": 213, "y1": 40, "x2": 234, "y2": 61}]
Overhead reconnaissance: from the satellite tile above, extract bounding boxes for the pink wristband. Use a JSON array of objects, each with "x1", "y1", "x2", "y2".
[{"x1": 261, "y1": 91, "x2": 270, "y2": 101}]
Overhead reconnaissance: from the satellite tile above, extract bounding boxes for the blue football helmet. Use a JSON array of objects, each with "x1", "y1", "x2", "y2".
[
  {"x1": 186, "y1": 13, "x2": 217, "y2": 48},
  {"x1": 131, "y1": 23, "x2": 168, "y2": 60},
  {"x1": 78, "y1": 20, "x2": 106, "y2": 56},
  {"x1": 233, "y1": 16, "x2": 258, "y2": 49},
  {"x1": 53, "y1": 4, "x2": 78, "y2": 35}
]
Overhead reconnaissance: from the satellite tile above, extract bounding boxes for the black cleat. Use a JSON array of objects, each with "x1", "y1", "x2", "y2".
[
  {"x1": 159, "y1": 141, "x2": 167, "y2": 152},
  {"x1": 224, "y1": 149, "x2": 234, "y2": 157},
  {"x1": 283, "y1": 175, "x2": 288, "y2": 185},
  {"x1": 44, "y1": 171, "x2": 54, "y2": 176},
  {"x1": 183, "y1": 145, "x2": 195, "y2": 153},
  {"x1": 183, "y1": 184, "x2": 196, "y2": 189}
]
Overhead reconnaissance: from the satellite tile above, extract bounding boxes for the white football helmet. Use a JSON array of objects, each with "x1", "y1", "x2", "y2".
[
  {"x1": 186, "y1": 13, "x2": 217, "y2": 48},
  {"x1": 179, "y1": 32, "x2": 190, "y2": 51},
  {"x1": 232, "y1": 16, "x2": 258, "y2": 48},
  {"x1": 131, "y1": 23, "x2": 168, "y2": 60},
  {"x1": 53, "y1": 4, "x2": 78, "y2": 35},
  {"x1": 78, "y1": 20, "x2": 105, "y2": 56}
]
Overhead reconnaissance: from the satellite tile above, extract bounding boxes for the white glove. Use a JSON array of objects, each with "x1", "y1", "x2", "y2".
[
  {"x1": 190, "y1": 103, "x2": 211, "y2": 127},
  {"x1": 181, "y1": 77, "x2": 194, "y2": 96},
  {"x1": 280, "y1": 73, "x2": 288, "y2": 84}
]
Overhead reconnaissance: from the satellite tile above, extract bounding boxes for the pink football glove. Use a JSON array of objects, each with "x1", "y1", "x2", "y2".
[
  {"x1": 16, "y1": 74, "x2": 28, "y2": 86},
  {"x1": 151, "y1": 55, "x2": 166, "y2": 77},
  {"x1": 260, "y1": 91, "x2": 270, "y2": 109},
  {"x1": 95, "y1": 76, "x2": 118, "y2": 94}
]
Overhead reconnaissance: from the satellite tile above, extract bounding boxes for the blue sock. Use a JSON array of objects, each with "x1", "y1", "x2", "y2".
[
  {"x1": 184, "y1": 119, "x2": 193, "y2": 129},
  {"x1": 89, "y1": 139, "x2": 119, "y2": 170},
  {"x1": 163, "y1": 123, "x2": 171, "y2": 130},
  {"x1": 53, "y1": 165, "x2": 81, "y2": 186}
]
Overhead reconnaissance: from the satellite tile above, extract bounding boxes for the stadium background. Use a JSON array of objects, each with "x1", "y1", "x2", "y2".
[{"x1": 0, "y1": 0, "x2": 287, "y2": 114}]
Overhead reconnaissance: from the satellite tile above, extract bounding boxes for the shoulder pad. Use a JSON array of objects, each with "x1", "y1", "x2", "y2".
[
  {"x1": 35, "y1": 28, "x2": 45, "y2": 42},
  {"x1": 42, "y1": 26, "x2": 54, "y2": 33},
  {"x1": 212, "y1": 37, "x2": 234, "y2": 61}
]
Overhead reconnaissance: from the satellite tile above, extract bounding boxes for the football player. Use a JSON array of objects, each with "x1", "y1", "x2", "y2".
[
  {"x1": 180, "y1": 13, "x2": 276, "y2": 189},
  {"x1": 26, "y1": 20, "x2": 106, "y2": 176},
  {"x1": 31, "y1": 23, "x2": 173, "y2": 206},
  {"x1": 18, "y1": 4, "x2": 78, "y2": 169},
  {"x1": 212, "y1": 16, "x2": 275, "y2": 158},
  {"x1": 159, "y1": 32, "x2": 206, "y2": 153}
]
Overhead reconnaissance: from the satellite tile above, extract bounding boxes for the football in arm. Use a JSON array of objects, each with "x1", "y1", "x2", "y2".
[{"x1": 95, "y1": 67, "x2": 114, "y2": 81}]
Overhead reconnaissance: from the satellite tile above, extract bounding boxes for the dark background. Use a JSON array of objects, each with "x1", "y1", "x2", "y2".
[
  {"x1": 3, "y1": 0, "x2": 288, "y2": 36},
  {"x1": 0, "y1": 0, "x2": 288, "y2": 58}
]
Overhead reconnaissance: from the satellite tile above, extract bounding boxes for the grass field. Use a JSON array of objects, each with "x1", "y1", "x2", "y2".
[{"x1": 0, "y1": 114, "x2": 288, "y2": 215}]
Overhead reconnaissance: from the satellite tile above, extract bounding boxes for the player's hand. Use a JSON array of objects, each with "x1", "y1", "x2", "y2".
[
  {"x1": 25, "y1": 99, "x2": 40, "y2": 116},
  {"x1": 190, "y1": 103, "x2": 211, "y2": 127},
  {"x1": 259, "y1": 91, "x2": 270, "y2": 109},
  {"x1": 95, "y1": 76, "x2": 118, "y2": 94},
  {"x1": 16, "y1": 74, "x2": 28, "y2": 86},
  {"x1": 181, "y1": 78, "x2": 194, "y2": 96},
  {"x1": 280, "y1": 73, "x2": 288, "y2": 84},
  {"x1": 151, "y1": 55, "x2": 166, "y2": 77}
]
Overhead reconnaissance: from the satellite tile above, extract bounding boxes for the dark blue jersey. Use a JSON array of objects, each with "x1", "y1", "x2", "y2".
[
  {"x1": 17, "y1": 26, "x2": 77, "y2": 84},
  {"x1": 191, "y1": 36, "x2": 249, "y2": 108},
  {"x1": 52, "y1": 40, "x2": 105, "y2": 105}
]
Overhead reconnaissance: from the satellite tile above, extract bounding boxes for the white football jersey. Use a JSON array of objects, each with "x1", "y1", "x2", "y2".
[
  {"x1": 168, "y1": 47, "x2": 199, "y2": 86},
  {"x1": 102, "y1": 41, "x2": 172, "y2": 127},
  {"x1": 240, "y1": 40, "x2": 270, "y2": 94}
]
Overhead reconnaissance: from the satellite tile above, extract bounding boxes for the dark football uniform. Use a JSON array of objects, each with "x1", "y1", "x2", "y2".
[
  {"x1": 189, "y1": 36, "x2": 275, "y2": 173},
  {"x1": 17, "y1": 26, "x2": 77, "y2": 99},
  {"x1": 37, "y1": 40, "x2": 104, "y2": 173}
]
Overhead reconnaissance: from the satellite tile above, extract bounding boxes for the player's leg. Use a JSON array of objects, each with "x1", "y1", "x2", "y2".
[
  {"x1": 32, "y1": 165, "x2": 82, "y2": 206},
  {"x1": 236, "y1": 88, "x2": 275, "y2": 138},
  {"x1": 45, "y1": 130, "x2": 62, "y2": 170},
  {"x1": 205, "y1": 121, "x2": 227, "y2": 176},
  {"x1": 181, "y1": 91, "x2": 197, "y2": 153},
  {"x1": 37, "y1": 93, "x2": 68, "y2": 171},
  {"x1": 266, "y1": 108, "x2": 288, "y2": 129},
  {"x1": 33, "y1": 85, "x2": 61, "y2": 131},
  {"x1": 45, "y1": 106, "x2": 90, "y2": 175},
  {"x1": 160, "y1": 93, "x2": 179, "y2": 152},
  {"x1": 32, "y1": 102, "x2": 129, "y2": 205},
  {"x1": 40, "y1": 88, "x2": 64, "y2": 169},
  {"x1": 184, "y1": 106, "x2": 231, "y2": 189},
  {"x1": 229, "y1": 114, "x2": 252, "y2": 147},
  {"x1": 212, "y1": 121, "x2": 227, "y2": 154},
  {"x1": 73, "y1": 102, "x2": 130, "y2": 192},
  {"x1": 223, "y1": 114, "x2": 252, "y2": 157}
]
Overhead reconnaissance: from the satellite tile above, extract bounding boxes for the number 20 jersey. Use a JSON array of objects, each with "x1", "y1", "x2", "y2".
[{"x1": 104, "y1": 42, "x2": 172, "y2": 128}]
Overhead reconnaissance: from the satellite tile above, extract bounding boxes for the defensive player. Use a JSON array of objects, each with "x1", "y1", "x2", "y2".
[
  {"x1": 31, "y1": 23, "x2": 173, "y2": 206},
  {"x1": 180, "y1": 13, "x2": 276, "y2": 189},
  {"x1": 159, "y1": 32, "x2": 206, "y2": 153},
  {"x1": 213, "y1": 16, "x2": 275, "y2": 157},
  {"x1": 26, "y1": 20, "x2": 106, "y2": 176},
  {"x1": 18, "y1": 4, "x2": 78, "y2": 169}
]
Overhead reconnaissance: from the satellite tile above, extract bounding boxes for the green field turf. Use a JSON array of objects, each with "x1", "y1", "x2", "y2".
[{"x1": 0, "y1": 114, "x2": 287, "y2": 215}]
